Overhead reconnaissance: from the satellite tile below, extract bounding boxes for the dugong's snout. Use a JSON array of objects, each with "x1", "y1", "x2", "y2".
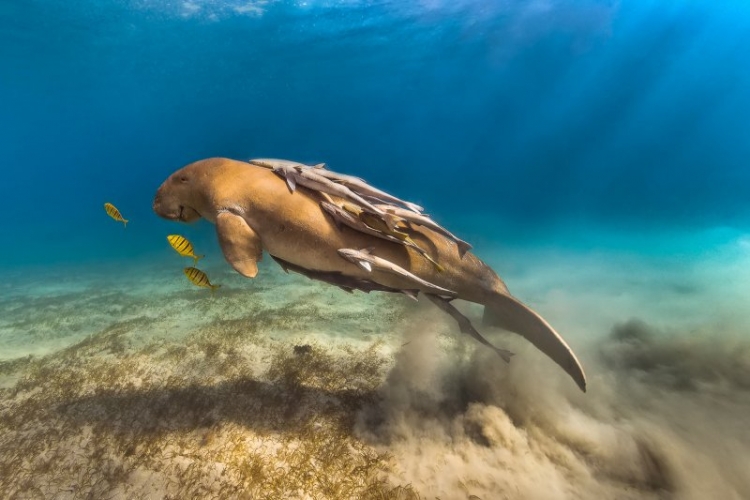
[
  {"x1": 152, "y1": 192, "x2": 164, "y2": 215},
  {"x1": 152, "y1": 186, "x2": 180, "y2": 220},
  {"x1": 152, "y1": 177, "x2": 202, "y2": 223}
]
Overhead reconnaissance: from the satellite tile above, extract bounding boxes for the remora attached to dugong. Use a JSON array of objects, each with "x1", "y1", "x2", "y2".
[
  {"x1": 271, "y1": 254, "x2": 419, "y2": 300},
  {"x1": 320, "y1": 201, "x2": 443, "y2": 271},
  {"x1": 424, "y1": 293, "x2": 514, "y2": 363},
  {"x1": 153, "y1": 157, "x2": 587, "y2": 392},
  {"x1": 249, "y1": 158, "x2": 386, "y2": 215},
  {"x1": 249, "y1": 158, "x2": 424, "y2": 213},
  {"x1": 337, "y1": 247, "x2": 455, "y2": 296},
  {"x1": 375, "y1": 204, "x2": 473, "y2": 257},
  {"x1": 311, "y1": 167, "x2": 424, "y2": 214}
]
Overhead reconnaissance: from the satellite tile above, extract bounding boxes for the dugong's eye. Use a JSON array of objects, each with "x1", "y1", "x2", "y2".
[{"x1": 180, "y1": 176, "x2": 189, "y2": 183}]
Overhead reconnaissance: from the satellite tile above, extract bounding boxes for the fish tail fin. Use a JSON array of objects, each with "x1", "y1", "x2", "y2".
[
  {"x1": 496, "y1": 348, "x2": 514, "y2": 363},
  {"x1": 210, "y1": 284, "x2": 221, "y2": 292},
  {"x1": 194, "y1": 254, "x2": 205, "y2": 264},
  {"x1": 122, "y1": 219, "x2": 128, "y2": 228},
  {"x1": 482, "y1": 292, "x2": 586, "y2": 392}
]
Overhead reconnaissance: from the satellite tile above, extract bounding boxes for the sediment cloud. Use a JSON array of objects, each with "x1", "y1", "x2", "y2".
[{"x1": 357, "y1": 315, "x2": 750, "y2": 499}]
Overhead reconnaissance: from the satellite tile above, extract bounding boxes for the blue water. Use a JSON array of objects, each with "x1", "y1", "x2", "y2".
[
  {"x1": 2, "y1": 0, "x2": 750, "y2": 267},
  {"x1": 3, "y1": 3, "x2": 750, "y2": 497}
]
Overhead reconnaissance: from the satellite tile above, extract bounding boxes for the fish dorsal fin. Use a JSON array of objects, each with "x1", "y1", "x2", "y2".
[
  {"x1": 313, "y1": 163, "x2": 326, "y2": 169},
  {"x1": 358, "y1": 260, "x2": 373, "y2": 272},
  {"x1": 360, "y1": 247, "x2": 375, "y2": 256}
]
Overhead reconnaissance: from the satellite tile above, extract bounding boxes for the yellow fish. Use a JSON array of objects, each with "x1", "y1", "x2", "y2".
[
  {"x1": 167, "y1": 234, "x2": 203, "y2": 264},
  {"x1": 183, "y1": 266, "x2": 220, "y2": 291},
  {"x1": 104, "y1": 202, "x2": 128, "y2": 227}
]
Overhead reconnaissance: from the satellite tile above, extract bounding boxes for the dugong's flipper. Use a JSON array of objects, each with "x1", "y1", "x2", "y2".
[
  {"x1": 216, "y1": 212, "x2": 263, "y2": 278},
  {"x1": 483, "y1": 294, "x2": 587, "y2": 392}
]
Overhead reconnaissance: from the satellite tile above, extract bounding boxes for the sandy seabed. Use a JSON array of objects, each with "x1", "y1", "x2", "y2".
[{"x1": 1, "y1": 244, "x2": 749, "y2": 499}]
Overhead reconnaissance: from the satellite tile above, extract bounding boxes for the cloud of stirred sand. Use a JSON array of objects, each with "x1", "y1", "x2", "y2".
[
  {"x1": 355, "y1": 232, "x2": 750, "y2": 499},
  {"x1": 356, "y1": 316, "x2": 750, "y2": 499}
]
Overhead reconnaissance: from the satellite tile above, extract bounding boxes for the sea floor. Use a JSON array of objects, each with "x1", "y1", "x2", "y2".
[{"x1": 1, "y1": 235, "x2": 749, "y2": 499}]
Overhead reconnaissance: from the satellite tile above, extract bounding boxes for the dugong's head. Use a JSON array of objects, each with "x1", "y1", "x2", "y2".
[{"x1": 153, "y1": 161, "x2": 209, "y2": 223}]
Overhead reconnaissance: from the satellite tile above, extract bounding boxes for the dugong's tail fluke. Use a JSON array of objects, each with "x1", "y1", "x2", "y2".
[{"x1": 482, "y1": 294, "x2": 587, "y2": 392}]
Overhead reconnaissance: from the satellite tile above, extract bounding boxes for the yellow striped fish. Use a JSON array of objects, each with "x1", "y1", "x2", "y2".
[
  {"x1": 183, "y1": 267, "x2": 220, "y2": 291},
  {"x1": 104, "y1": 202, "x2": 128, "y2": 227},
  {"x1": 167, "y1": 234, "x2": 203, "y2": 264}
]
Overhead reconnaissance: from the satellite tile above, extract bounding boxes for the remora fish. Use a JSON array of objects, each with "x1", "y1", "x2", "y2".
[
  {"x1": 424, "y1": 293, "x2": 514, "y2": 363},
  {"x1": 183, "y1": 267, "x2": 221, "y2": 291},
  {"x1": 250, "y1": 158, "x2": 423, "y2": 214},
  {"x1": 337, "y1": 247, "x2": 455, "y2": 296},
  {"x1": 343, "y1": 203, "x2": 444, "y2": 272},
  {"x1": 248, "y1": 158, "x2": 325, "y2": 170},
  {"x1": 321, "y1": 201, "x2": 442, "y2": 271},
  {"x1": 376, "y1": 204, "x2": 472, "y2": 257},
  {"x1": 248, "y1": 158, "x2": 319, "y2": 193},
  {"x1": 311, "y1": 166, "x2": 424, "y2": 214},
  {"x1": 167, "y1": 234, "x2": 203, "y2": 264},
  {"x1": 104, "y1": 202, "x2": 128, "y2": 227},
  {"x1": 271, "y1": 255, "x2": 419, "y2": 300},
  {"x1": 278, "y1": 165, "x2": 386, "y2": 216}
]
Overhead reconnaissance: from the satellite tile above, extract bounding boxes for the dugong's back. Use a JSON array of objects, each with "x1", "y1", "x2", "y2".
[{"x1": 209, "y1": 160, "x2": 501, "y2": 300}]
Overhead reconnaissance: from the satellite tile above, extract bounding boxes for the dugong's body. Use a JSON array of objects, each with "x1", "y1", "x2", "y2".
[{"x1": 153, "y1": 157, "x2": 586, "y2": 391}]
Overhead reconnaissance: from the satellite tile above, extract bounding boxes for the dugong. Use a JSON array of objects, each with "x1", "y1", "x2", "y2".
[{"x1": 153, "y1": 158, "x2": 587, "y2": 392}]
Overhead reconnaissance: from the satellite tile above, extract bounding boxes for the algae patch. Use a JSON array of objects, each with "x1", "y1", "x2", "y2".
[{"x1": 0, "y1": 288, "x2": 419, "y2": 499}]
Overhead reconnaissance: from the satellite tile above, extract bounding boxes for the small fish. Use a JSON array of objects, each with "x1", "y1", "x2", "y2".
[
  {"x1": 337, "y1": 247, "x2": 456, "y2": 296},
  {"x1": 183, "y1": 266, "x2": 221, "y2": 291},
  {"x1": 167, "y1": 234, "x2": 203, "y2": 264},
  {"x1": 248, "y1": 158, "x2": 326, "y2": 171},
  {"x1": 271, "y1": 254, "x2": 419, "y2": 300},
  {"x1": 424, "y1": 294, "x2": 513, "y2": 363},
  {"x1": 268, "y1": 163, "x2": 386, "y2": 215},
  {"x1": 312, "y1": 167, "x2": 424, "y2": 213},
  {"x1": 357, "y1": 210, "x2": 444, "y2": 272},
  {"x1": 104, "y1": 202, "x2": 128, "y2": 227},
  {"x1": 376, "y1": 204, "x2": 473, "y2": 257}
]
